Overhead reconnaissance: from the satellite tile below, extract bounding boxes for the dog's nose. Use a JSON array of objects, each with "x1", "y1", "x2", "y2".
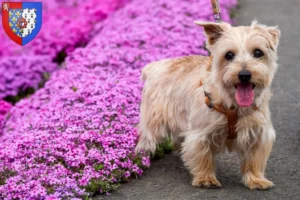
[{"x1": 238, "y1": 70, "x2": 251, "y2": 82}]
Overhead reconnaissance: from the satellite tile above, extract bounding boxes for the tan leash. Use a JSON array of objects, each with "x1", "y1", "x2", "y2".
[
  {"x1": 210, "y1": 0, "x2": 222, "y2": 22},
  {"x1": 204, "y1": 0, "x2": 238, "y2": 140}
]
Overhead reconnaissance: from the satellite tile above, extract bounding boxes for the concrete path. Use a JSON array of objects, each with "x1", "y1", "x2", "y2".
[{"x1": 95, "y1": 0, "x2": 300, "y2": 199}]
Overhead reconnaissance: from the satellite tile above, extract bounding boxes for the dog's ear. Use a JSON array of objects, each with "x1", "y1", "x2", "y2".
[
  {"x1": 251, "y1": 21, "x2": 281, "y2": 51},
  {"x1": 194, "y1": 21, "x2": 230, "y2": 47},
  {"x1": 265, "y1": 26, "x2": 281, "y2": 51}
]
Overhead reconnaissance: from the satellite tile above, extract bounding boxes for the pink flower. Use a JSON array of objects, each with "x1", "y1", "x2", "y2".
[{"x1": 0, "y1": 0, "x2": 236, "y2": 198}]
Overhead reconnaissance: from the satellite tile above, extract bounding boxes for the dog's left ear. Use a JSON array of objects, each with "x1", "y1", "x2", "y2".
[
  {"x1": 265, "y1": 26, "x2": 281, "y2": 50},
  {"x1": 194, "y1": 21, "x2": 230, "y2": 48},
  {"x1": 251, "y1": 21, "x2": 281, "y2": 51}
]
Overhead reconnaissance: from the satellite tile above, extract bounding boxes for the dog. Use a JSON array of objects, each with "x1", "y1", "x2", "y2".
[{"x1": 135, "y1": 20, "x2": 280, "y2": 190}]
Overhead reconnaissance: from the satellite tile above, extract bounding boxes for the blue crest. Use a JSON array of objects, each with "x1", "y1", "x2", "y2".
[{"x1": 2, "y1": 2, "x2": 42, "y2": 46}]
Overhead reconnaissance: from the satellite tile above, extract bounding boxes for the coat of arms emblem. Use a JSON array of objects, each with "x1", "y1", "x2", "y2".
[{"x1": 2, "y1": 2, "x2": 42, "y2": 46}]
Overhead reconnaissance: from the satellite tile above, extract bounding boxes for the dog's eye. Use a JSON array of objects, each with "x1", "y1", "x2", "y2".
[
  {"x1": 225, "y1": 51, "x2": 235, "y2": 61},
  {"x1": 253, "y1": 49, "x2": 264, "y2": 58}
]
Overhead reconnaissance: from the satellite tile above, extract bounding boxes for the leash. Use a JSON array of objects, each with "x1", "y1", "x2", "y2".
[
  {"x1": 210, "y1": 0, "x2": 222, "y2": 22},
  {"x1": 205, "y1": 2, "x2": 258, "y2": 140},
  {"x1": 204, "y1": 0, "x2": 238, "y2": 140}
]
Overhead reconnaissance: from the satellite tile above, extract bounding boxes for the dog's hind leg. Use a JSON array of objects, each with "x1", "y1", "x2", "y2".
[
  {"x1": 135, "y1": 91, "x2": 169, "y2": 154},
  {"x1": 136, "y1": 122, "x2": 167, "y2": 154}
]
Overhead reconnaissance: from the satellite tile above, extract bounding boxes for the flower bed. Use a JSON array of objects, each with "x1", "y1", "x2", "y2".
[
  {"x1": 0, "y1": 55, "x2": 56, "y2": 100},
  {"x1": 0, "y1": 0, "x2": 128, "y2": 99},
  {"x1": 0, "y1": 0, "x2": 236, "y2": 199},
  {"x1": 0, "y1": 100, "x2": 12, "y2": 131}
]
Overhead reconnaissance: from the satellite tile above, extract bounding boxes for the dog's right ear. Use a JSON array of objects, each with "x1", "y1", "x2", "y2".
[{"x1": 194, "y1": 21, "x2": 230, "y2": 47}]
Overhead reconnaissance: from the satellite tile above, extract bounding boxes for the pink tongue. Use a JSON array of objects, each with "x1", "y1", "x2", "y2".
[{"x1": 235, "y1": 83, "x2": 254, "y2": 107}]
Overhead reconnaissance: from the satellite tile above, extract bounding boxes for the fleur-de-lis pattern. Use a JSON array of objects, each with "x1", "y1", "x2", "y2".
[
  {"x1": 8, "y1": 8, "x2": 37, "y2": 38},
  {"x1": 9, "y1": 9, "x2": 23, "y2": 37},
  {"x1": 15, "y1": 11, "x2": 21, "y2": 17}
]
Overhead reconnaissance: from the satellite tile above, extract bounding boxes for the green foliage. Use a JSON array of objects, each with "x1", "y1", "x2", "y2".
[
  {"x1": 71, "y1": 86, "x2": 78, "y2": 92},
  {"x1": 45, "y1": 186, "x2": 55, "y2": 194},
  {"x1": 0, "y1": 170, "x2": 17, "y2": 186},
  {"x1": 4, "y1": 87, "x2": 35, "y2": 104},
  {"x1": 4, "y1": 72, "x2": 51, "y2": 105},
  {"x1": 94, "y1": 164, "x2": 104, "y2": 171},
  {"x1": 53, "y1": 50, "x2": 67, "y2": 65},
  {"x1": 85, "y1": 179, "x2": 120, "y2": 195},
  {"x1": 39, "y1": 72, "x2": 51, "y2": 88},
  {"x1": 230, "y1": 8, "x2": 237, "y2": 19},
  {"x1": 151, "y1": 138, "x2": 174, "y2": 160},
  {"x1": 133, "y1": 156, "x2": 142, "y2": 167},
  {"x1": 230, "y1": 0, "x2": 240, "y2": 19}
]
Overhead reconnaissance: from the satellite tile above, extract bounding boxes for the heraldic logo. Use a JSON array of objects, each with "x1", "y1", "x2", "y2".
[{"x1": 2, "y1": 2, "x2": 42, "y2": 46}]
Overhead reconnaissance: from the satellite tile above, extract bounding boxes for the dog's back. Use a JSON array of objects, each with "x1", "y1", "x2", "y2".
[{"x1": 136, "y1": 55, "x2": 210, "y2": 153}]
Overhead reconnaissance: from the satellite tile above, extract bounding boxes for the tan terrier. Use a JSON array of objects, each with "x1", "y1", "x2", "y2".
[{"x1": 135, "y1": 21, "x2": 280, "y2": 190}]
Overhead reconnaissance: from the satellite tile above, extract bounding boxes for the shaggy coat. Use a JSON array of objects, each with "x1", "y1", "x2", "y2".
[{"x1": 136, "y1": 21, "x2": 280, "y2": 190}]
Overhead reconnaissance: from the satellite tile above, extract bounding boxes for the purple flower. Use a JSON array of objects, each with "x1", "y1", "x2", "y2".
[
  {"x1": 0, "y1": 0, "x2": 128, "y2": 99},
  {"x1": 0, "y1": 0, "x2": 236, "y2": 198},
  {"x1": 0, "y1": 100, "x2": 11, "y2": 132}
]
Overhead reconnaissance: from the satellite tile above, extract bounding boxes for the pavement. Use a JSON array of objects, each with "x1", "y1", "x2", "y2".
[{"x1": 95, "y1": 0, "x2": 300, "y2": 199}]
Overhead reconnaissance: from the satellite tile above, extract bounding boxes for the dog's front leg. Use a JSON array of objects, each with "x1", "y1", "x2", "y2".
[
  {"x1": 182, "y1": 133, "x2": 221, "y2": 189},
  {"x1": 240, "y1": 135, "x2": 274, "y2": 190}
]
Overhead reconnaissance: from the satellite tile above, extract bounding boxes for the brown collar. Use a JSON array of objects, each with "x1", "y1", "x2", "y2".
[{"x1": 204, "y1": 91, "x2": 258, "y2": 140}]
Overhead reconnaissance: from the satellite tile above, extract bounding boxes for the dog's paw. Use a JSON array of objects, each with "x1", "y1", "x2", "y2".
[
  {"x1": 243, "y1": 173, "x2": 274, "y2": 190},
  {"x1": 192, "y1": 176, "x2": 221, "y2": 189}
]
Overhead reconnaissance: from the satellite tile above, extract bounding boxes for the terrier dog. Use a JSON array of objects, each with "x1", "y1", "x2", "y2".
[{"x1": 135, "y1": 21, "x2": 280, "y2": 190}]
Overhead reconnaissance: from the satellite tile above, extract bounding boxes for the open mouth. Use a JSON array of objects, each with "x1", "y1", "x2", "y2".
[{"x1": 234, "y1": 83, "x2": 256, "y2": 107}]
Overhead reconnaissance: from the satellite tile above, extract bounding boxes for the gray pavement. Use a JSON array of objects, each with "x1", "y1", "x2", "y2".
[{"x1": 95, "y1": 0, "x2": 300, "y2": 199}]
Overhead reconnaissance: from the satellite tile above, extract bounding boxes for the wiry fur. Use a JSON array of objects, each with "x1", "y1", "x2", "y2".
[{"x1": 136, "y1": 21, "x2": 280, "y2": 190}]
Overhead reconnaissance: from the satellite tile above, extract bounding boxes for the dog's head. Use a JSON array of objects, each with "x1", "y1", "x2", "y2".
[{"x1": 195, "y1": 21, "x2": 280, "y2": 108}]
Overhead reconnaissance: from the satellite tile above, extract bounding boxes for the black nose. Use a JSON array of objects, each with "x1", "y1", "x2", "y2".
[{"x1": 238, "y1": 70, "x2": 251, "y2": 82}]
